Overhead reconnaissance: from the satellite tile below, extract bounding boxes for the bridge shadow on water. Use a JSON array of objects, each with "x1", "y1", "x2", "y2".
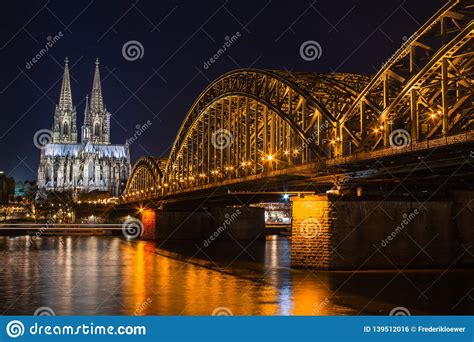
[{"x1": 152, "y1": 236, "x2": 474, "y2": 315}]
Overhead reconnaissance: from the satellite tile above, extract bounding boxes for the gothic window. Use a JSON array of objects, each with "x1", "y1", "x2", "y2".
[
  {"x1": 45, "y1": 164, "x2": 52, "y2": 182},
  {"x1": 94, "y1": 123, "x2": 100, "y2": 138},
  {"x1": 63, "y1": 121, "x2": 69, "y2": 136},
  {"x1": 113, "y1": 166, "x2": 118, "y2": 181},
  {"x1": 69, "y1": 162, "x2": 73, "y2": 183},
  {"x1": 88, "y1": 161, "x2": 94, "y2": 181},
  {"x1": 53, "y1": 162, "x2": 59, "y2": 185}
]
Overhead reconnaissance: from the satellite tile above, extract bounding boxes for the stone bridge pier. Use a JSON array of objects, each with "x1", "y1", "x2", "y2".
[{"x1": 291, "y1": 192, "x2": 474, "y2": 270}]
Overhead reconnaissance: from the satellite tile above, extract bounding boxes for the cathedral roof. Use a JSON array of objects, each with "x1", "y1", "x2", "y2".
[{"x1": 43, "y1": 143, "x2": 128, "y2": 159}]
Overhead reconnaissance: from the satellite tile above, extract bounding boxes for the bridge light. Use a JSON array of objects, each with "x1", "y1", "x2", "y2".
[
  {"x1": 199, "y1": 173, "x2": 206, "y2": 178},
  {"x1": 282, "y1": 194, "x2": 290, "y2": 200},
  {"x1": 150, "y1": 187, "x2": 154, "y2": 190},
  {"x1": 330, "y1": 140, "x2": 336, "y2": 144},
  {"x1": 293, "y1": 149, "x2": 299, "y2": 155},
  {"x1": 266, "y1": 155, "x2": 274, "y2": 162},
  {"x1": 430, "y1": 113, "x2": 437, "y2": 119},
  {"x1": 284, "y1": 150, "x2": 290, "y2": 156},
  {"x1": 163, "y1": 183, "x2": 169, "y2": 187},
  {"x1": 373, "y1": 128, "x2": 379, "y2": 133}
]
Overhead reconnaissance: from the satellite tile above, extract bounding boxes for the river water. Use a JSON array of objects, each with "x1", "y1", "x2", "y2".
[{"x1": 0, "y1": 235, "x2": 472, "y2": 315}]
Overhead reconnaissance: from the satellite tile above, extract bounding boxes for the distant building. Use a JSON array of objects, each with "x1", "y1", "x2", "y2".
[
  {"x1": 37, "y1": 58, "x2": 131, "y2": 197},
  {"x1": 15, "y1": 180, "x2": 37, "y2": 202},
  {"x1": 0, "y1": 171, "x2": 15, "y2": 204}
]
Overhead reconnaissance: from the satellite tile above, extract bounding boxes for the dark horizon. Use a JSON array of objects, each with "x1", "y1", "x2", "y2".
[{"x1": 0, "y1": 0, "x2": 446, "y2": 182}]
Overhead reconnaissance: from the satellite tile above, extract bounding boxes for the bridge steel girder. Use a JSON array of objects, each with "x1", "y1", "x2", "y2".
[
  {"x1": 152, "y1": 69, "x2": 366, "y2": 195},
  {"x1": 125, "y1": 156, "x2": 162, "y2": 196},
  {"x1": 122, "y1": 0, "x2": 473, "y2": 203},
  {"x1": 341, "y1": 0, "x2": 473, "y2": 152}
]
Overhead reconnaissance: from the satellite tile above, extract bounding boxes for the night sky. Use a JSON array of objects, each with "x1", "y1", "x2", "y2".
[{"x1": 0, "y1": 0, "x2": 446, "y2": 183}]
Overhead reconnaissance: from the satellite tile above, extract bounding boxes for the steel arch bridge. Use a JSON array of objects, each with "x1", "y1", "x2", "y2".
[
  {"x1": 123, "y1": 0, "x2": 473, "y2": 202},
  {"x1": 126, "y1": 157, "x2": 163, "y2": 194}
]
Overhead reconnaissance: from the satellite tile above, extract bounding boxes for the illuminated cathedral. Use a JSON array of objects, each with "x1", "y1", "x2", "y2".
[{"x1": 37, "y1": 58, "x2": 131, "y2": 197}]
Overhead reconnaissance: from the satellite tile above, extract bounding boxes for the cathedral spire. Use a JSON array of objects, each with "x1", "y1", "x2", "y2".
[
  {"x1": 83, "y1": 95, "x2": 90, "y2": 125},
  {"x1": 52, "y1": 57, "x2": 77, "y2": 144},
  {"x1": 81, "y1": 95, "x2": 91, "y2": 144},
  {"x1": 58, "y1": 57, "x2": 73, "y2": 111},
  {"x1": 90, "y1": 58, "x2": 104, "y2": 112}
]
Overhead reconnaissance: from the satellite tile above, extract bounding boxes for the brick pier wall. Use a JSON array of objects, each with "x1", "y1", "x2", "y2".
[
  {"x1": 290, "y1": 195, "x2": 334, "y2": 269},
  {"x1": 141, "y1": 209, "x2": 156, "y2": 240},
  {"x1": 291, "y1": 192, "x2": 474, "y2": 270}
]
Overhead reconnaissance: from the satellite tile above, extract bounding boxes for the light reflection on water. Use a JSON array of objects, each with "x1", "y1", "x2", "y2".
[{"x1": 0, "y1": 235, "x2": 472, "y2": 315}]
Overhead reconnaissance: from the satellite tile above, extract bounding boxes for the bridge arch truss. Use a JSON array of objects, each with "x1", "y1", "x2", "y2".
[{"x1": 123, "y1": 0, "x2": 473, "y2": 200}]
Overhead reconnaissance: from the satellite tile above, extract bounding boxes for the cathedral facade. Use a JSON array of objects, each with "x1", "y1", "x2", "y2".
[{"x1": 37, "y1": 58, "x2": 131, "y2": 197}]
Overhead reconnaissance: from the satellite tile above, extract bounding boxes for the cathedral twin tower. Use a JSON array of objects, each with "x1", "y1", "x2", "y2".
[
  {"x1": 54, "y1": 57, "x2": 110, "y2": 145},
  {"x1": 37, "y1": 58, "x2": 131, "y2": 197}
]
